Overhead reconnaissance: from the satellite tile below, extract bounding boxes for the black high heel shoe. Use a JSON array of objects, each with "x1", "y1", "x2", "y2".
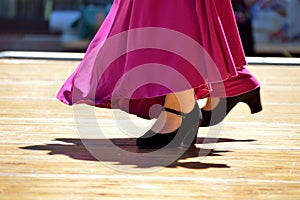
[
  {"x1": 137, "y1": 103, "x2": 202, "y2": 149},
  {"x1": 200, "y1": 87, "x2": 262, "y2": 127}
]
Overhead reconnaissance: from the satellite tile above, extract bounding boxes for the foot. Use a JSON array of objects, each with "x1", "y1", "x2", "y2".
[
  {"x1": 151, "y1": 89, "x2": 196, "y2": 134},
  {"x1": 150, "y1": 110, "x2": 183, "y2": 133},
  {"x1": 200, "y1": 87, "x2": 262, "y2": 127},
  {"x1": 150, "y1": 99, "x2": 196, "y2": 133},
  {"x1": 137, "y1": 103, "x2": 201, "y2": 149}
]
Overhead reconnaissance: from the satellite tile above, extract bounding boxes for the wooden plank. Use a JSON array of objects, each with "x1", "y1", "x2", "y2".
[{"x1": 0, "y1": 59, "x2": 299, "y2": 199}]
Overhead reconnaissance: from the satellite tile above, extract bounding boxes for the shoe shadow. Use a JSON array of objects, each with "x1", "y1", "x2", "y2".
[{"x1": 20, "y1": 137, "x2": 255, "y2": 170}]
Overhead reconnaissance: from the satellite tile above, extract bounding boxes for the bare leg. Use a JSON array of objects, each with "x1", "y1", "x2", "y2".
[
  {"x1": 203, "y1": 98, "x2": 220, "y2": 111},
  {"x1": 151, "y1": 89, "x2": 195, "y2": 133}
]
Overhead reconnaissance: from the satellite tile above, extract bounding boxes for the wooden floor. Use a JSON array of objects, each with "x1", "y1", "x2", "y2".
[{"x1": 0, "y1": 58, "x2": 299, "y2": 199}]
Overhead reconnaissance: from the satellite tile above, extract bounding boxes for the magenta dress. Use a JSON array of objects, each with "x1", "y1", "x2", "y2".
[{"x1": 57, "y1": 0, "x2": 260, "y2": 119}]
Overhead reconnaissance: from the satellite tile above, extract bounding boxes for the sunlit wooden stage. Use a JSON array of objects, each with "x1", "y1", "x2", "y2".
[{"x1": 0, "y1": 56, "x2": 299, "y2": 199}]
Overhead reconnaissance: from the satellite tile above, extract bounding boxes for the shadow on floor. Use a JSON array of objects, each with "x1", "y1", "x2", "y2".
[{"x1": 20, "y1": 137, "x2": 255, "y2": 171}]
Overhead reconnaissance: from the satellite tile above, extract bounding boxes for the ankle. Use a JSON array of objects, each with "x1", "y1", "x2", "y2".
[
  {"x1": 203, "y1": 98, "x2": 220, "y2": 111},
  {"x1": 151, "y1": 111, "x2": 182, "y2": 133},
  {"x1": 164, "y1": 90, "x2": 196, "y2": 114}
]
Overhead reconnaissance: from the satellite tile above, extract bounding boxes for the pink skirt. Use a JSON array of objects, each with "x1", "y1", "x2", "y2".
[{"x1": 57, "y1": 0, "x2": 246, "y2": 119}]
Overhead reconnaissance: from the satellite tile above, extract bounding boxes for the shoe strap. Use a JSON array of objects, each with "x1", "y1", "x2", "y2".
[{"x1": 163, "y1": 107, "x2": 187, "y2": 118}]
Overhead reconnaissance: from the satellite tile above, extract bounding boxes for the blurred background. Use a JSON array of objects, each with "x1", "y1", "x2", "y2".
[
  {"x1": 0, "y1": 0, "x2": 113, "y2": 52},
  {"x1": 0, "y1": 0, "x2": 299, "y2": 56}
]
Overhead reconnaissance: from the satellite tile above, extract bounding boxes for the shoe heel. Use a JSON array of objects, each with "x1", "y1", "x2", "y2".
[
  {"x1": 243, "y1": 88, "x2": 262, "y2": 114},
  {"x1": 182, "y1": 123, "x2": 199, "y2": 147}
]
